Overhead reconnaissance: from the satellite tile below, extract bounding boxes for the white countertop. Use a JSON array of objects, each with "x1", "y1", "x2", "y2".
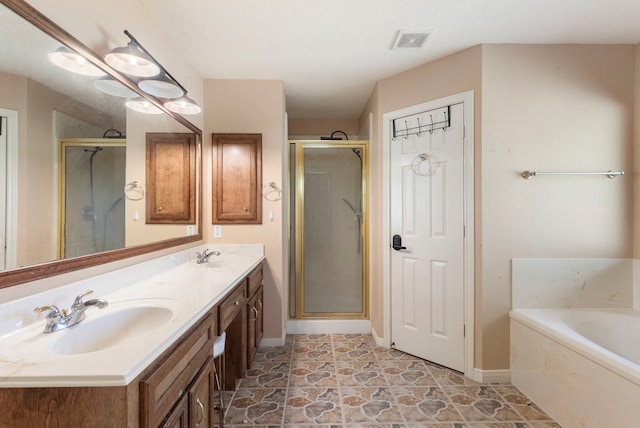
[{"x1": 0, "y1": 244, "x2": 264, "y2": 388}]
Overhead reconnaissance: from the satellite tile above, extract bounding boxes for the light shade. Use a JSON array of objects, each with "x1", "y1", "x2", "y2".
[
  {"x1": 125, "y1": 97, "x2": 163, "y2": 114},
  {"x1": 138, "y1": 73, "x2": 184, "y2": 98},
  {"x1": 93, "y1": 76, "x2": 138, "y2": 98},
  {"x1": 164, "y1": 95, "x2": 202, "y2": 115},
  {"x1": 105, "y1": 42, "x2": 160, "y2": 77},
  {"x1": 48, "y1": 46, "x2": 106, "y2": 77}
]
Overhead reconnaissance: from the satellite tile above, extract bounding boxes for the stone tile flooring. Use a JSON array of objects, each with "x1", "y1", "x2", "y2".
[{"x1": 223, "y1": 334, "x2": 561, "y2": 427}]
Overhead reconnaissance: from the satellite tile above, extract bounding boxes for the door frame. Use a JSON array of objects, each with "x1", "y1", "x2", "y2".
[
  {"x1": 0, "y1": 109, "x2": 18, "y2": 270},
  {"x1": 382, "y1": 90, "x2": 475, "y2": 377},
  {"x1": 289, "y1": 140, "x2": 370, "y2": 320}
]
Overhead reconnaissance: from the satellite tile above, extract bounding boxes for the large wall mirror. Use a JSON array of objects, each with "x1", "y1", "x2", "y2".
[{"x1": 0, "y1": 0, "x2": 202, "y2": 288}]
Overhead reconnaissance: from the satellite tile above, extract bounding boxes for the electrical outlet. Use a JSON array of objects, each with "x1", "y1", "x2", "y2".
[
  {"x1": 186, "y1": 225, "x2": 195, "y2": 236},
  {"x1": 213, "y1": 225, "x2": 222, "y2": 239}
]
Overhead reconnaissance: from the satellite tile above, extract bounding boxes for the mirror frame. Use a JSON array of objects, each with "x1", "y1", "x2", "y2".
[{"x1": 0, "y1": 0, "x2": 203, "y2": 289}]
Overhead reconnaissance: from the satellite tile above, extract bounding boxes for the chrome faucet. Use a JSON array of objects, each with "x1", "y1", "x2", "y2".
[
  {"x1": 34, "y1": 289, "x2": 108, "y2": 333},
  {"x1": 196, "y1": 248, "x2": 221, "y2": 264}
]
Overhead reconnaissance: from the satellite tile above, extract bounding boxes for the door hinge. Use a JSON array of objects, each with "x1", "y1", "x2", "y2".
[
  {"x1": 463, "y1": 125, "x2": 466, "y2": 139},
  {"x1": 463, "y1": 325, "x2": 466, "y2": 337},
  {"x1": 463, "y1": 225, "x2": 465, "y2": 238}
]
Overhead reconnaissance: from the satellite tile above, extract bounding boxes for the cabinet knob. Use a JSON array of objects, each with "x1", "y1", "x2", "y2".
[
  {"x1": 235, "y1": 301, "x2": 239, "y2": 306},
  {"x1": 157, "y1": 206, "x2": 163, "y2": 212},
  {"x1": 243, "y1": 206, "x2": 248, "y2": 212}
]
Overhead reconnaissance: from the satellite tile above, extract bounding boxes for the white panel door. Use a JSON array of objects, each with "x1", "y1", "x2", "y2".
[{"x1": 390, "y1": 103, "x2": 465, "y2": 372}]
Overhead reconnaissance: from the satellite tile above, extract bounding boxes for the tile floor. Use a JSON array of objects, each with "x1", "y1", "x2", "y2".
[{"x1": 223, "y1": 334, "x2": 561, "y2": 427}]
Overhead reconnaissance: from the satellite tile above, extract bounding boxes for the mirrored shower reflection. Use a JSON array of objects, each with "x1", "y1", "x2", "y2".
[
  {"x1": 290, "y1": 142, "x2": 367, "y2": 318},
  {"x1": 62, "y1": 143, "x2": 125, "y2": 258}
]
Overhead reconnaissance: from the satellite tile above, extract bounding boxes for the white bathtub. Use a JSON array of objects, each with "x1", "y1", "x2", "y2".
[{"x1": 510, "y1": 308, "x2": 640, "y2": 427}]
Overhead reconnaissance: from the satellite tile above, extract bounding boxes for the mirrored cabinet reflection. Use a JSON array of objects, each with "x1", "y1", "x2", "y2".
[{"x1": 146, "y1": 132, "x2": 196, "y2": 224}]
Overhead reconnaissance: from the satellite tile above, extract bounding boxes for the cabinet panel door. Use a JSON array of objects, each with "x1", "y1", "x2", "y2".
[
  {"x1": 146, "y1": 133, "x2": 196, "y2": 224},
  {"x1": 161, "y1": 394, "x2": 189, "y2": 428},
  {"x1": 189, "y1": 357, "x2": 213, "y2": 428},
  {"x1": 212, "y1": 133, "x2": 262, "y2": 224}
]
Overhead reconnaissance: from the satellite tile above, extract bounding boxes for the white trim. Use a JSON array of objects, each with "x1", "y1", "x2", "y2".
[
  {"x1": 285, "y1": 319, "x2": 372, "y2": 335},
  {"x1": 371, "y1": 325, "x2": 384, "y2": 346},
  {"x1": 472, "y1": 368, "x2": 511, "y2": 384},
  {"x1": 0, "y1": 109, "x2": 18, "y2": 269},
  {"x1": 382, "y1": 90, "x2": 475, "y2": 378}
]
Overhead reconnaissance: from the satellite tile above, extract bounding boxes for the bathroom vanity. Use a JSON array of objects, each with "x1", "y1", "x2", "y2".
[{"x1": 0, "y1": 245, "x2": 264, "y2": 427}]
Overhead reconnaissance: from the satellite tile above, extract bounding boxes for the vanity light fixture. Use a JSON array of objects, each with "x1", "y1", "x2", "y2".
[
  {"x1": 138, "y1": 72, "x2": 184, "y2": 98},
  {"x1": 93, "y1": 76, "x2": 138, "y2": 98},
  {"x1": 125, "y1": 97, "x2": 163, "y2": 114},
  {"x1": 108, "y1": 30, "x2": 202, "y2": 115},
  {"x1": 48, "y1": 46, "x2": 106, "y2": 76},
  {"x1": 164, "y1": 94, "x2": 202, "y2": 115},
  {"x1": 104, "y1": 40, "x2": 160, "y2": 77}
]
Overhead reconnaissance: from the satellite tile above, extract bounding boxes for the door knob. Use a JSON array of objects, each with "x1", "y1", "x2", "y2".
[{"x1": 392, "y1": 234, "x2": 406, "y2": 251}]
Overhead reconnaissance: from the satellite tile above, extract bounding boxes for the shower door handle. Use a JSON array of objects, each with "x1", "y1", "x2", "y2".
[{"x1": 391, "y1": 234, "x2": 407, "y2": 251}]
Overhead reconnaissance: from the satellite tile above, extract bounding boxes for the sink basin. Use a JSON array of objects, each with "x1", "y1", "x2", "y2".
[
  {"x1": 50, "y1": 299, "x2": 183, "y2": 355},
  {"x1": 205, "y1": 255, "x2": 254, "y2": 269}
]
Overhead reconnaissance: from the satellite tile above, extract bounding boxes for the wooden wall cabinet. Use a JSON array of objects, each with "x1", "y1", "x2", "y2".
[
  {"x1": 212, "y1": 133, "x2": 262, "y2": 224},
  {"x1": 146, "y1": 133, "x2": 197, "y2": 224}
]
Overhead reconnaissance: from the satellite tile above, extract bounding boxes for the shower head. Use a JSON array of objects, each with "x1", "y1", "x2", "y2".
[{"x1": 321, "y1": 130, "x2": 349, "y2": 140}]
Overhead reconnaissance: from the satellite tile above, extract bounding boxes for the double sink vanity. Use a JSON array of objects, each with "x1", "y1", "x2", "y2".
[{"x1": 0, "y1": 244, "x2": 265, "y2": 427}]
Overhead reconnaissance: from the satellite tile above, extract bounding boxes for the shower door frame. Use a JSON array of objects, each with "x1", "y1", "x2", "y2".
[
  {"x1": 290, "y1": 140, "x2": 370, "y2": 320},
  {"x1": 57, "y1": 138, "x2": 126, "y2": 258}
]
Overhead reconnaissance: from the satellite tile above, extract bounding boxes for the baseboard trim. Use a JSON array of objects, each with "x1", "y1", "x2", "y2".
[
  {"x1": 472, "y1": 368, "x2": 511, "y2": 383},
  {"x1": 371, "y1": 325, "x2": 384, "y2": 346},
  {"x1": 285, "y1": 319, "x2": 372, "y2": 335}
]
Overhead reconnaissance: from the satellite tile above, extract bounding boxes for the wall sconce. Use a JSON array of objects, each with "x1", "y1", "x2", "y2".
[{"x1": 47, "y1": 46, "x2": 106, "y2": 77}]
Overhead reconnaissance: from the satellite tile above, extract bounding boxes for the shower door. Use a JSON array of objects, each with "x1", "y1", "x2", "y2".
[
  {"x1": 290, "y1": 141, "x2": 368, "y2": 319},
  {"x1": 59, "y1": 139, "x2": 126, "y2": 258}
]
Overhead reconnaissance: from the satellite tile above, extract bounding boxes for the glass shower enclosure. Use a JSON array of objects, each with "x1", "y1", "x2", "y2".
[
  {"x1": 59, "y1": 139, "x2": 126, "y2": 259},
  {"x1": 289, "y1": 141, "x2": 368, "y2": 319}
]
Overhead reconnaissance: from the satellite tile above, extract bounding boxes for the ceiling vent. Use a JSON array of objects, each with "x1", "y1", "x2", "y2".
[{"x1": 392, "y1": 30, "x2": 432, "y2": 49}]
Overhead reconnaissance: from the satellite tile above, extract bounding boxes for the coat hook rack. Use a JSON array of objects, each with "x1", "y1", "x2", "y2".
[{"x1": 521, "y1": 170, "x2": 624, "y2": 179}]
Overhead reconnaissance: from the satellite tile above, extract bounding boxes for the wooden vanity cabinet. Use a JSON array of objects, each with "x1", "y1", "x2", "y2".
[
  {"x1": 141, "y1": 310, "x2": 216, "y2": 427},
  {"x1": 247, "y1": 263, "x2": 264, "y2": 367},
  {"x1": 218, "y1": 279, "x2": 248, "y2": 390}
]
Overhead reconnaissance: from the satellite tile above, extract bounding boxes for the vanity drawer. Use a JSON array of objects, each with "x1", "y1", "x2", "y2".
[
  {"x1": 247, "y1": 263, "x2": 263, "y2": 298},
  {"x1": 219, "y1": 281, "x2": 247, "y2": 331},
  {"x1": 140, "y1": 312, "x2": 214, "y2": 427}
]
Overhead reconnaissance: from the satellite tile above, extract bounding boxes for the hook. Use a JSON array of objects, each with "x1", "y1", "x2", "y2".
[
  {"x1": 416, "y1": 117, "x2": 422, "y2": 137},
  {"x1": 404, "y1": 120, "x2": 409, "y2": 139},
  {"x1": 442, "y1": 110, "x2": 448, "y2": 132}
]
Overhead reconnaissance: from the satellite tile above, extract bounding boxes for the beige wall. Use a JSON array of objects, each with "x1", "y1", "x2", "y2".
[
  {"x1": 288, "y1": 118, "x2": 360, "y2": 139},
  {"x1": 481, "y1": 44, "x2": 634, "y2": 368},
  {"x1": 363, "y1": 44, "x2": 635, "y2": 370},
  {"x1": 204, "y1": 79, "x2": 286, "y2": 341}
]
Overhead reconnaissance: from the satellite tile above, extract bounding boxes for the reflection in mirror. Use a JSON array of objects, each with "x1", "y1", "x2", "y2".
[{"x1": 0, "y1": 0, "x2": 202, "y2": 288}]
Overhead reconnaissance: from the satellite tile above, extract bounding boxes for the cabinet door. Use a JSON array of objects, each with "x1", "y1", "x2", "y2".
[
  {"x1": 146, "y1": 132, "x2": 196, "y2": 224},
  {"x1": 247, "y1": 285, "x2": 263, "y2": 368},
  {"x1": 212, "y1": 133, "x2": 262, "y2": 224},
  {"x1": 189, "y1": 357, "x2": 213, "y2": 428},
  {"x1": 161, "y1": 394, "x2": 189, "y2": 428}
]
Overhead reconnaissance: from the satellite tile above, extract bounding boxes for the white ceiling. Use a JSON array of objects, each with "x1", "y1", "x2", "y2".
[{"x1": 139, "y1": 0, "x2": 640, "y2": 119}]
